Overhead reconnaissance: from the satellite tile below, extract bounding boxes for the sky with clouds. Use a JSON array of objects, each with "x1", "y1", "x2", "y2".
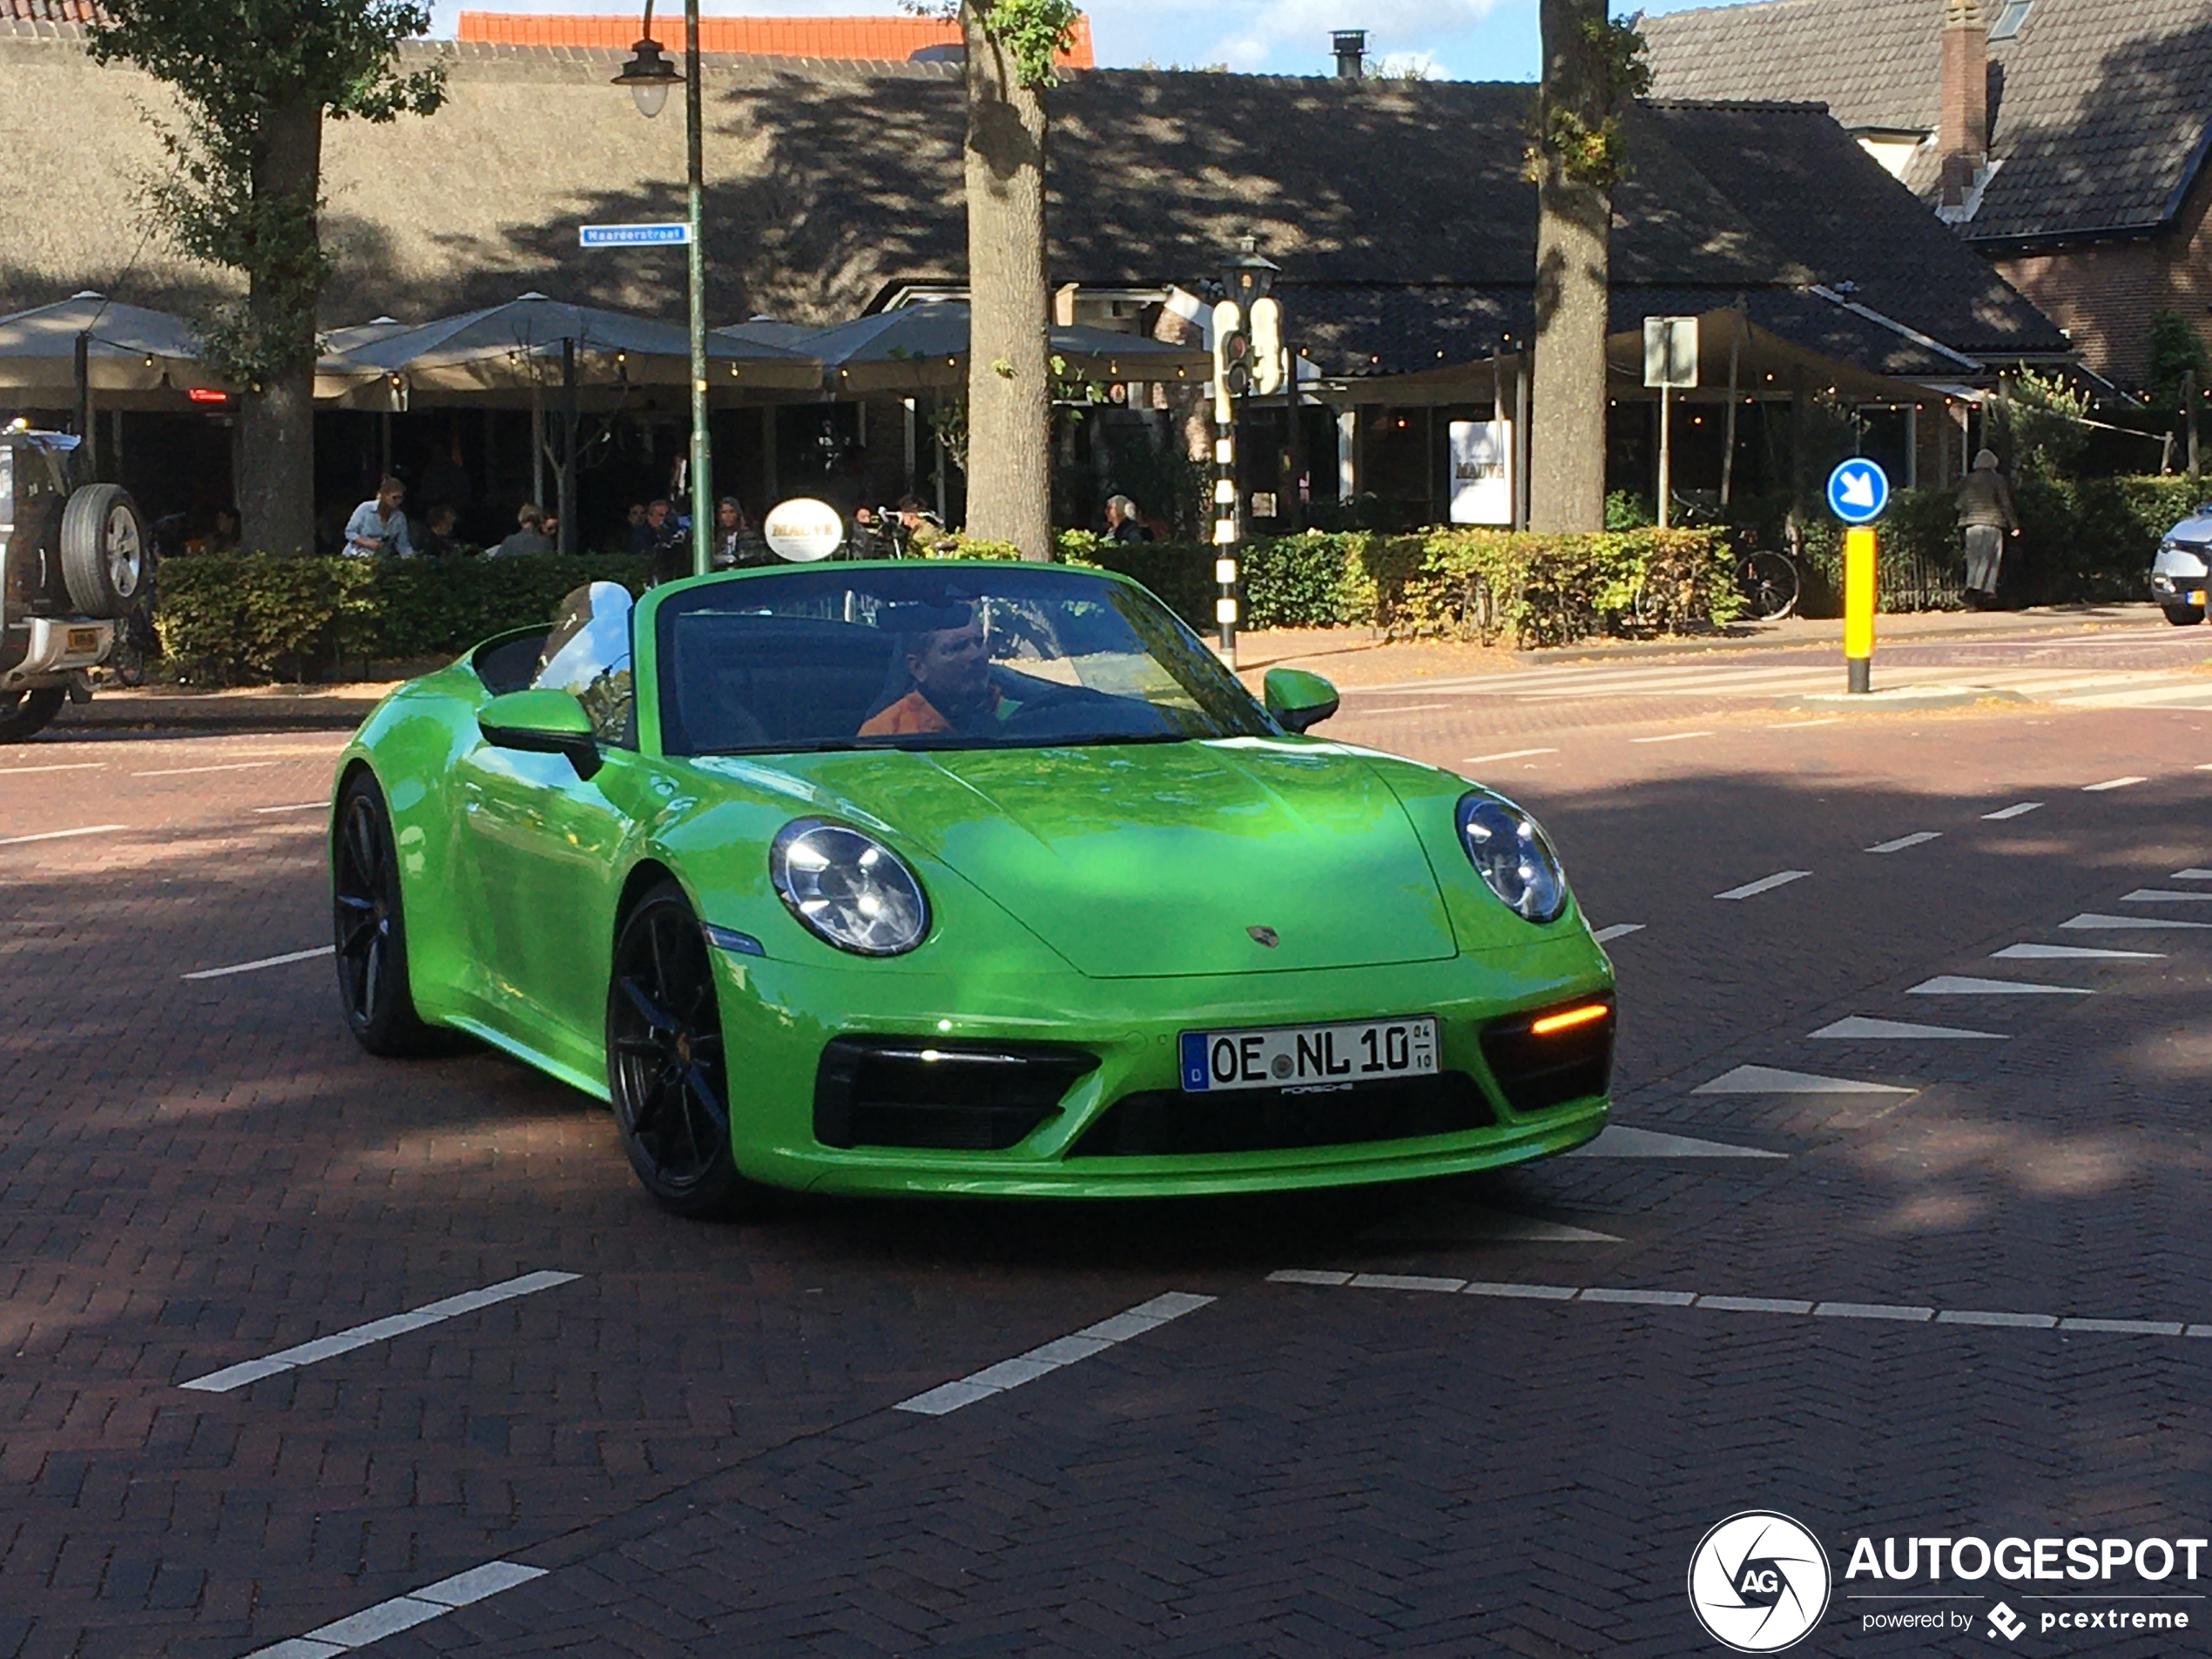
[{"x1": 422, "y1": 0, "x2": 1737, "y2": 82}]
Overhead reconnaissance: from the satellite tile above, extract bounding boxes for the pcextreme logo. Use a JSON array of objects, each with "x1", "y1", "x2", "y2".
[{"x1": 1688, "y1": 1512, "x2": 1833, "y2": 1653}]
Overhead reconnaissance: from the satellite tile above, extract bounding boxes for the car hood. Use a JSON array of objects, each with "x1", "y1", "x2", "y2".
[{"x1": 769, "y1": 738, "x2": 1460, "y2": 978}]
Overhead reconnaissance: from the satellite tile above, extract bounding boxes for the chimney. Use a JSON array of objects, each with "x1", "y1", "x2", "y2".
[
  {"x1": 1332, "y1": 29, "x2": 1366, "y2": 79},
  {"x1": 1938, "y1": 0, "x2": 1988, "y2": 206}
]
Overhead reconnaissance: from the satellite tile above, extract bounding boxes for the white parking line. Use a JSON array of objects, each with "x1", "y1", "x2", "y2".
[
  {"x1": 1265, "y1": 1273, "x2": 2212, "y2": 1338},
  {"x1": 1810, "y1": 1016, "x2": 2005, "y2": 1040},
  {"x1": 1866, "y1": 832, "x2": 1942, "y2": 853},
  {"x1": 893, "y1": 1291, "x2": 1213, "y2": 1416},
  {"x1": 1566, "y1": 1125, "x2": 1784, "y2": 1159},
  {"x1": 2173, "y1": 869, "x2": 2212, "y2": 880},
  {"x1": 0, "y1": 761, "x2": 105, "y2": 775},
  {"x1": 0, "y1": 823, "x2": 125, "y2": 847},
  {"x1": 1591, "y1": 923, "x2": 1645, "y2": 943},
  {"x1": 1694, "y1": 1064, "x2": 1912, "y2": 1095},
  {"x1": 238, "y1": 1561, "x2": 548, "y2": 1659},
  {"x1": 1463, "y1": 747, "x2": 1558, "y2": 765},
  {"x1": 181, "y1": 946, "x2": 334, "y2": 981},
  {"x1": 1629, "y1": 731, "x2": 1714, "y2": 744},
  {"x1": 1716, "y1": 870, "x2": 1811, "y2": 900},
  {"x1": 254, "y1": 802, "x2": 328, "y2": 814},
  {"x1": 2062, "y1": 912, "x2": 2212, "y2": 930},
  {"x1": 2083, "y1": 776, "x2": 2148, "y2": 792},
  {"x1": 179, "y1": 1271, "x2": 581, "y2": 1393},
  {"x1": 2121, "y1": 888, "x2": 2212, "y2": 904},
  {"x1": 1981, "y1": 802, "x2": 2044, "y2": 820},
  {"x1": 1908, "y1": 974, "x2": 2093, "y2": 996},
  {"x1": 1769, "y1": 718, "x2": 1844, "y2": 730},
  {"x1": 132, "y1": 759, "x2": 285, "y2": 779},
  {"x1": 1993, "y1": 943, "x2": 2162, "y2": 961}
]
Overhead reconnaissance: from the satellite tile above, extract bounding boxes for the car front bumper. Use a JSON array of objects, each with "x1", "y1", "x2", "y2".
[{"x1": 711, "y1": 934, "x2": 1615, "y2": 1197}]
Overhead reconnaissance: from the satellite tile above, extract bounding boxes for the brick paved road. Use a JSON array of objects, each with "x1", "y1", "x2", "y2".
[{"x1": 3, "y1": 618, "x2": 2210, "y2": 1657}]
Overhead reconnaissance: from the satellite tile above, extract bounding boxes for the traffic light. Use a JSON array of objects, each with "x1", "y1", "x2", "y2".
[{"x1": 1211, "y1": 299, "x2": 1251, "y2": 398}]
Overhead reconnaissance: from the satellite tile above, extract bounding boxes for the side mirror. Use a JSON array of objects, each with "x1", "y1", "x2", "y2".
[
  {"x1": 479, "y1": 687, "x2": 602, "y2": 779},
  {"x1": 1264, "y1": 667, "x2": 1340, "y2": 733}
]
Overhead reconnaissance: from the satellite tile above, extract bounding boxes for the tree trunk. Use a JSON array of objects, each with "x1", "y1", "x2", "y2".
[
  {"x1": 961, "y1": 2, "x2": 1053, "y2": 561},
  {"x1": 1528, "y1": 0, "x2": 1613, "y2": 535},
  {"x1": 237, "y1": 96, "x2": 323, "y2": 556}
]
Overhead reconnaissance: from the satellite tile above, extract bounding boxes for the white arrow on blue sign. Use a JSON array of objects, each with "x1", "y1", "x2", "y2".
[
  {"x1": 579, "y1": 222, "x2": 690, "y2": 247},
  {"x1": 1826, "y1": 457, "x2": 1891, "y2": 525}
]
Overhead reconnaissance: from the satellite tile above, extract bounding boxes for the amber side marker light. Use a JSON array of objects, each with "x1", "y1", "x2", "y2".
[{"x1": 1529, "y1": 1003, "x2": 1610, "y2": 1037}]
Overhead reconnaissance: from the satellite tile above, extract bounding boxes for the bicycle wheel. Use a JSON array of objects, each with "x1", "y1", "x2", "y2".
[{"x1": 1737, "y1": 551, "x2": 1799, "y2": 622}]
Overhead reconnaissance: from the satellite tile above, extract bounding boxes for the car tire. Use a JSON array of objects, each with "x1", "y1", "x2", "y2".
[
  {"x1": 331, "y1": 772, "x2": 441, "y2": 1056},
  {"x1": 2162, "y1": 604, "x2": 2206, "y2": 626},
  {"x1": 60, "y1": 484, "x2": 148, "y2": 620},
  {"x1": 0, "y1": 687, "x2": 64, "y2": 743},
  {"x1": 606, "y1": 880, "x2": 759, "y2": 1219}
]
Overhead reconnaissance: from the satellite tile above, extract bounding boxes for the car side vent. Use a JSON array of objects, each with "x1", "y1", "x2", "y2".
[
  {"x1": 1069, "y1": 1072, "x2": 1492, "y2": 1157},
  {"x1": 813, "y1": 1038, "x2": 1099, "y2": 1151},
  {"x1": 1479, "y1": 999, "x2": 1615, "y2": 1116}
]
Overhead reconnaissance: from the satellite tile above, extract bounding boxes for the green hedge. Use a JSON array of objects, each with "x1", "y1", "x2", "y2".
[
  {"x1": 158, "y1": 554, "x2": 653, "y2": 684},
  {"x1": 158, "y1": 529, "x2": 1740, "y2": 683}
]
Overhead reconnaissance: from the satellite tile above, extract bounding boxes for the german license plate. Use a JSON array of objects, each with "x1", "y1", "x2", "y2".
[{"x1": 1181, "y1": 1015, "x2": 1439, "y2": 1093}]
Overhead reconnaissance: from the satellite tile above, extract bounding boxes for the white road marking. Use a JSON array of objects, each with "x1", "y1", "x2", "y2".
[
  {"x1": 1694, "y1": 1064, "x2": 1913, "y2": 1096},
  {"x1": 1359, "y1": 1204, "x2": 1621, "y2": 1244},
  {"x1": 1993, "y1": 943, "x2": 2162, "y2": 961},
  {"x1": 132, "y1": 759, "x2": 285, "y2": 779},
  {"x1": 1629, "y1": 731, "x2": 1715, "y2": 744},
  {"x1": 1344, "y1": 703, "x2": 1455, "y2": 716},
  {"x1": 1566, "y1": 1125, "x2": 1785, "y2": 1159},
  {"x1": 1463, "y1": 747, "x2": 1559, "y2": 765},
  {"x1": 2121, "y1": 887, "x2": 2212, "y2": 903},
  {"x1": 1981, "y1": 802, "x2": 2044, "y2": 820},
  {"x1": 893, "y1": 1291, "x2": 1214, "y2": 1416},
  {"x1": 1591, "y1": 923, "x2": 1645, "y2": 943},
  {"x1": 238, "y1": 1561, "x2": 548, "y2": 1659},
  {"x1": 179, "y1": 1271, "x2": 581, "y2": 1393},
  {"x1": 2172, "y1": 869, "x2": 2212, "y2": 880},
  {"x1": 1769, "y1": 717, "x2": 1844, "y2": 730},
  {"x1": 181, "y1": 946, "x2": 335, "y2": 981},
  {"x1": 254, "y1": 802, "x2": 328, "y2": 814},
  {"x1": 0, "y1": 761, "x2": 105, "y2": 775},
  {"x1": 1810, "y1": 1016, "x2": 2005, "y2": 1041},
  {"x1": 1908, "y1": 974, "x2": 2094, "y2": 996},
  {"x1": 0, "y1": 822, "x2": 126, "y2": 847},
  {"x1": 2062, "y1": 912, "x2": 2212, "y2": 930},
  {"x1": 2082, "y1": 776, "x2": 2148, "y2": 792},
  {"x1": 1267, "y1": 1274, "x2": 2212, "y2": 1339},
  {"x1": 1866, "y1": 832, "x2": 1942, "y2": 853},
  {"x1": 1716, "y1": 870, "x2": 1811, "y2": 900}
]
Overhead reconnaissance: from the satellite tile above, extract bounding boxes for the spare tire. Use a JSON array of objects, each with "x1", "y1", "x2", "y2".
[
  {"x1": 60, "y1": 483, "x2": 147, "y2": 619},
  {"x1": 0, "y1": 687, "x2": 64, "y2": 744}
]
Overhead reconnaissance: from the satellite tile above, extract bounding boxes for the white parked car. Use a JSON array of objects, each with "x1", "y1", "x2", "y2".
[
  {"x1": 2152, "y1": 504, "x2": 2212, "y2": 626},
  {"x1": 0, "y1": 428, "x2": 146, "y2": 741}
]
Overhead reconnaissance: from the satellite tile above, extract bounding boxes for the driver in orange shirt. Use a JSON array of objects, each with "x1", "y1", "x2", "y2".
[{"x1": 860, "y1": 614, "x2": 1015, "y2": 736}]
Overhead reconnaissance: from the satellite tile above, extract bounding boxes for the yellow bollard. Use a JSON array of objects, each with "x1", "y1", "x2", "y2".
[{"x1": 1844, "y1": 527, "x2": 1876, "y2": 693}]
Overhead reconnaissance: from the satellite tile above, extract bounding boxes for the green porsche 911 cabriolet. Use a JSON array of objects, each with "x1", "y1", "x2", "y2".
[{"x1": 330, "y1": 560, "x2": 1615, "y2": 1215}]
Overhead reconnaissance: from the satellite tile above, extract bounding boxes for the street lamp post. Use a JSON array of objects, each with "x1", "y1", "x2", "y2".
[
  {"x1": 616, "y1": 1, "x2": 712, "y2": 577},
  {"x1": 1208, "y1": 237, "x2": 1282, "y2": 668}
]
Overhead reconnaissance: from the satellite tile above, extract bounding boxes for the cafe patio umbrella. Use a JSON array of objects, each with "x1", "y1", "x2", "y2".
[{"x1": 0, "y1": 291, "x2": 229, "y2": 407}]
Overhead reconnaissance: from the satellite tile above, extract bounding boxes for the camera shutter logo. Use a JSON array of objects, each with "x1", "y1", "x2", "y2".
[{"x1": 1687, "y1": 1512, "x2": 1831, "y2": 1653}]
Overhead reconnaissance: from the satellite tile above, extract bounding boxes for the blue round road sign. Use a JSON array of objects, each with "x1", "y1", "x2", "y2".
[{"x1": 1826, "y1": 458, "x2": 1891, "y2": 525}]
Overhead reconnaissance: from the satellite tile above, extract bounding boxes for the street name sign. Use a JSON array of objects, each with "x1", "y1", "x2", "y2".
[
  {"x1": 1827, "y1": 457, "x2": 1891, "y2": 524},
  {"x1": 579, "y1": 223, "x2": 691, "y2": 248}
]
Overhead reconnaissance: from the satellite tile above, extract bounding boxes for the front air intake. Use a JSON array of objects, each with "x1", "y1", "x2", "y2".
[
  {"x1": 813, "y1": 1038, "x2": 1099, "y2": 1150},
  {"x1": 1479, "y1": 998, "x2": 1615, "y2": 1116}
]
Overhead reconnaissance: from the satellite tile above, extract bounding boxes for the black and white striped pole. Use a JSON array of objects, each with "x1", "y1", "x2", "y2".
[{"x1": 1211, "y1": 239, "x2": 1281, "y2": 669}]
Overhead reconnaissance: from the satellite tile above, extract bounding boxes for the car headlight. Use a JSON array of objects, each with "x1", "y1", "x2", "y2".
[
  {"x1": 770, "y1": 818, "x2": 930, "y2": 955},
  {"x1": 1454, "y1": 793, "x2": 1568, "y2": 923}
]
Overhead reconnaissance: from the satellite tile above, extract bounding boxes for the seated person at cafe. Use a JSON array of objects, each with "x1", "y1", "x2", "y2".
[{"x1": 858, "y1": 607, "x2": 1016, "y2": 737}]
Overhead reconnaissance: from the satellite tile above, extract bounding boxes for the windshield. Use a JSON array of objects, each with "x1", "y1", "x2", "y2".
[{"x1": 654, "y1": 564, "x2": 1278, "y2": 756}]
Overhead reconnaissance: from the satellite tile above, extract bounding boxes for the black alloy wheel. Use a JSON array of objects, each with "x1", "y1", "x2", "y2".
[
  {"x1": 607, "y1": 880, "x2": 756, "y2": 1218},
  {"x1": 332, "y1": 774, "x2": 438, "y2": 1055}
]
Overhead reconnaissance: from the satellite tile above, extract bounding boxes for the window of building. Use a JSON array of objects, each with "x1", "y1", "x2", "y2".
[{"x1": 1988, "y1": 0, "x2": 2032, "y2": 41}]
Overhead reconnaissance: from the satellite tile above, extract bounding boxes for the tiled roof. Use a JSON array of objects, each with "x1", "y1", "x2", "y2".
[
  {"x1": 455, "y1": 10, "x2": 1094, "y2": 67},
  {"x1": 1641, "y1": 0, "x2": 2212, "y2": 244},
  {"x1": 0, "y1": 0, "x2": 102, "y2": 18}
]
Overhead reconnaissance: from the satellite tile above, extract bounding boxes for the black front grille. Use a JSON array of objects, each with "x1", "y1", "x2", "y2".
[
  {"x1": 1479, "y1": 999, "x2": 1615, "y2": 1116},
  {"x1": 1068, "y1": 1071, "x2": 1493, "y2": 1157},
  {"x1": 814, "y1": 1038, "x2": 1099, "y2": 1150}
]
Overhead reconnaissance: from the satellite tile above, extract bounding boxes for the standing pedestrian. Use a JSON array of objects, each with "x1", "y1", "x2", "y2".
[
  {"x1": 343, "y1": 476, "x2": 415, "y2": 557},
  {"x1": 1957, "y1": 448, "x2": 2020, "y2": 608}
]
